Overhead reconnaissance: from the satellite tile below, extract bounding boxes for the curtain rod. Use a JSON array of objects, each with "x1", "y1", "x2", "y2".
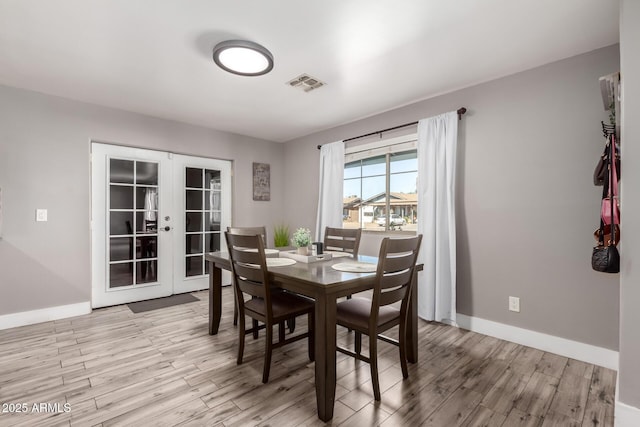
[{"x1": 317, "y1": 107, "x2": 467, "y2": 149}]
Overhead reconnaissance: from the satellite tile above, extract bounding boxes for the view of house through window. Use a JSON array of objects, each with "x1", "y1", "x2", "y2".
[{"x1": 343, "y1": 139, "x2": 418, "y2": 232}]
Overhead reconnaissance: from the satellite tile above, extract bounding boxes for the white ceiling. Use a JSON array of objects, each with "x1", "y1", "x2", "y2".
[{"x1": 0, "y1": 0, "x2": 619, "y2": 143}]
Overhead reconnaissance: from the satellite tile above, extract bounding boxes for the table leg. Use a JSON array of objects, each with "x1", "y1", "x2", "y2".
[
  {"x1": 407, "y1": 270, "x2": 418, "y2": 363},
  {"x1": 314, "y1": 294, "x2": 337, "y2": 422},
  {"x1": 209, "y1": 263, "x2": 222, "y2": 335}
]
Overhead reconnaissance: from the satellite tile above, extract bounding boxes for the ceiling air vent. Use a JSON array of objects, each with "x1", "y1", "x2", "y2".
[{"x1": 286, "y1": 74, "x2": 326, "y2": 92}]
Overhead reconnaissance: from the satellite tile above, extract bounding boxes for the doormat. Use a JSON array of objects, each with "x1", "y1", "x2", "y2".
[{"x1": 127, "y1": 293, "x2": 200, "y2": 314}]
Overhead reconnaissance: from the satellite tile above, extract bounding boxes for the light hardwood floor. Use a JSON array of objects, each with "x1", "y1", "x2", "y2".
[{"x1": 0, "y1": 288, "x2": 616, "y2": 426}]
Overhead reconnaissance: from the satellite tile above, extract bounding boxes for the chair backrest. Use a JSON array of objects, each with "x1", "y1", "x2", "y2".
[
  {"x1": 225, "y1": 231, "x2": 273, "y2": 315},
  {"x1": 324, "y1": 227, "x2": 362, "y2": 256},
  {"x1": 370, "y1": 235, "x2": 422, "y2": 322},
  {"x1": 227, "y1": 226, "x2": 268, "y2": 247}
]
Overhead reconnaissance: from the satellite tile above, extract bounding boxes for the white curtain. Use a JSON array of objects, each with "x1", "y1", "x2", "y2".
[
  {"x1": 417, "y1": 111, "x2": 458, "y2": 324},
  {"x1": 316, "y1": 141, "x2": 345, "y2": 241}
]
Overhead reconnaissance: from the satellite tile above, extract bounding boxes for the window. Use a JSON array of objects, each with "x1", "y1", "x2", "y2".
[{"x1": 343, "y1": 134, "x2": 418, "y2": 232}]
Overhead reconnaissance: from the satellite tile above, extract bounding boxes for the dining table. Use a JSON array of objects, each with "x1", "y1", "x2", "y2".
[{"x1": 205, "y1": 250, "x2": 420, "y2": 422}]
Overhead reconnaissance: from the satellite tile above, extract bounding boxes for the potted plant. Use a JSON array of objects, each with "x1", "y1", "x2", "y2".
[
  {"x1": 292, "y1": 227, "x2": 311, "y2": 255},
  {"x1": 273, "y1": 224, "x2": 290, "y2": 248}
]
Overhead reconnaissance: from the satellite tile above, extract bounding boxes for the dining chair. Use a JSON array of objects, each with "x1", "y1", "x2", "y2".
[
  {"x1": 335, "y1": 234, "x2": 422, "y2": 401},
  {"x1": 324, "y1": 227, "x2": 362, "y2": 301},
  {"x1": 323, "y1": 226, "x2": 361, "y2": 257},
  {"x1": 226, "y1": 226, "x2": 296, "y2": 332},
  {"x1": 225, "y1": 231, "x2": 315, "y2": 383},
  {"x1": 227, "y1": 226, "x2": 267, "y2": 329},
  {"x1": 227, "y1": 226, "x2": 268, "y2": 246}
]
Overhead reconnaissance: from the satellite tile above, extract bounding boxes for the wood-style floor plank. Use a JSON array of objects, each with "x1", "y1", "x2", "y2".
[{"x1": 0, "y1": 288, "x2": 616, "y2": 426}]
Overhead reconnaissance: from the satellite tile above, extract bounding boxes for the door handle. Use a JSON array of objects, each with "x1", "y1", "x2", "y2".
[{"x1": 162, "y1": 226, "x2": 171, "y2": 232}]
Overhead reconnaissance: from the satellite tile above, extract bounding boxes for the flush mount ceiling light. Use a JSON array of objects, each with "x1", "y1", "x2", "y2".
[{"x1": 212, "y1": 40, "x2": 274, "y2": 76}]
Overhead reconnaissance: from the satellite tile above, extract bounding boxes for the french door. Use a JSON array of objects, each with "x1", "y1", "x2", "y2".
[
  {"x1": 172, "y1": 155, "x2": 231, "y2": 293},
  {"x1": 91, "y1": 143, "x2": 231, "y2": 308}
]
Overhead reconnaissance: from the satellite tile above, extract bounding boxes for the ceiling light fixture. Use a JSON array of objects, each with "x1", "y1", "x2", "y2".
[{"x1": 212, "y1": 40, "x2": 274, "y2": 76}]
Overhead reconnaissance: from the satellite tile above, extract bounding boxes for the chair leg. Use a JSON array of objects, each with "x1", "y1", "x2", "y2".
[
  {"x1": 369, "y1": 335, "x2": 381, "y2": 401},
  {"x1": 262, "y1": 323, "x2": 273, "y2": 384},
  {"x1": 252, "y1": 319, "x2": 259, "y2": 339},
  {"x1": 355, "y1": 332, "x2": 362, "y2": 356},
  {"x1": 308, "y1": 312, "x2": 315, "y2": 362},
  {"x1": 278, "y1": 321, "x2": 285, "y2": 343},
  {"x1": 287, "y1": 318, "x2": 295, "y2": 333},
  {"x1": 233, "y1": 302, "x2": 238, "y2": 326},
  {"x1": 399, "y1": 319, "x2": 409, "y2": 379},
  {"x1": 233, "y1": 288, "x2": 238, "y2": 326},
  {"x1": 237, "y1": 312, "x2": 245, "y2": 365},
  {"x1": 346, "y1": 296, "x2": 352, "y2": 332}
]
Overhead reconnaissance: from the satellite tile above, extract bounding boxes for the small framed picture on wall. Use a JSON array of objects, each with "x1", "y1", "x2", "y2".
[{"x1": 253, "y1": 162, "x2": 270, "y2": 201}]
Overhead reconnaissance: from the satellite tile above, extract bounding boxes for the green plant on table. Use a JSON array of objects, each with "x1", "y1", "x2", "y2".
[
  {"x1": 273, "y1": 224, "x2": 290, "y2": 248},
  {"x1": 291, "y1": 227, "x2": 311, "y2": 248}
]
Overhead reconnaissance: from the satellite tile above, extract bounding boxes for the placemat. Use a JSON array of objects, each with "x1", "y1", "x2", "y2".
[
  {"x1": 266, "y1": 258, "x2": 296, "y2": 267},
  {"x1": 241, "y1": 248, "x2": 280, "y2": 255},
  {"x1": 331, "y1": 262, "x2": 377, "y2": 273}
]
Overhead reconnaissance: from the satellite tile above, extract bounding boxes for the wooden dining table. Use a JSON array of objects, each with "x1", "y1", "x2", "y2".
[{"x1": 205, "y1": 251, "x2": 420, "y2": 422}]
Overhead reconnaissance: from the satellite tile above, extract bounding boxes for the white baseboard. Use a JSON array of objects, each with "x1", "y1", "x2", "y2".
[
  {"x1": 0, "y1": 302, "x2": 91, "y2": 330},
  {"x1": 456, "y1": 314, "x2": 618, "y2": 370},
  {"x1": 615, "y1": 401, "x2": 640, "y2": 426}
]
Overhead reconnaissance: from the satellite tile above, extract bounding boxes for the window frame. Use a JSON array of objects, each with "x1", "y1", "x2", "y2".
[{"x1": 344, "y1": 133, "x2": 418, "y2": 233}]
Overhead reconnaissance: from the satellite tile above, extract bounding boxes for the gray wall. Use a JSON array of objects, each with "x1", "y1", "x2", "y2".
[
  {"x1": 0, "y1": 85, "x2": 284, "y2": 315},
  {"x1": 618, "y1": 0, "x2": 640, "y2": 409},
  {"x1": 283, "y1": 45, "x2": 620, "y2": 351}
]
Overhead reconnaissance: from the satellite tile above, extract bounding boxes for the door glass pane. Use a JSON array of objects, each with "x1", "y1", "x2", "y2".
[
  {"x1": 186, "y1": 190, "x2": 203, "y2": 210},
  {"x1": 186, "y1": 256, "x2": 203, "y2": 277},
  {"x1": 110, "y1": 263, "x2": 133, "y2": 287},
  {"x1": 136, "y1": 162, "x2": 158, "y2": 185},
  {"x1": 110, "y1": 159, "x2": 134, "y2": 184},
  {"x1": 110, "y1": 186, "x2": 133, "y2": 209},
  {"x1": 186, "y1": 212, "x2": 202, "y2": 232},
  {"x1": 186, "y1": 168, "x2": 203, "y2": 188},
  {"x1": 110, "y1": 212, "x2": 133, "y2": 235},
  {"x1": 137, "y1": 236, "x2": 157, "y2": 259},
  {"x1": 136, "y1": 187, "x2": 157, "y2": 210},
  {"x1": 137, "y1": 260, "x2": 157, "y2": 284},
  {"x1": 205, "y1": 233, "x2": 220, "y2": 252},
  {"x1": 110, "y1": 237, "x2": 132, "y2": 262},
  {"x1": 205, "y1": 170, "x2": 221, "y2": 189},
  {"x1": 206, "y1": 213, "x2": 221, "y2": 231},
  {"x1": 135, "y1": 212, "x2": 158, "y2": 234},
  {"x1": 186, "y1": 234, "x2": 203, "y2": 254},
  {"x1": 205, "y1": 190, "x2": 221, "y2": 210}
]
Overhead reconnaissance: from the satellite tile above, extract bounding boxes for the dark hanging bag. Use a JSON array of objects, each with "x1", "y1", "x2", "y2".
[{"x1": 592, "y1": 134, "x2": 620, "y2": 273}]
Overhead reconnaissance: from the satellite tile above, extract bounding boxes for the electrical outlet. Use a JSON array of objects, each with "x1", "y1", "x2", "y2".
[
  {"x1": 509, "y1": 296, "x2": 520, "y2": 312},
  {"x1": 36, "y1": 209, "x2": 48, "y2": 222}
]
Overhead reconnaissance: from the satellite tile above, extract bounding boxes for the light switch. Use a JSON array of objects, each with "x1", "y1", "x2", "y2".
[{"x1": 36, "y1": 209, "x2": 48, "y2": 222}]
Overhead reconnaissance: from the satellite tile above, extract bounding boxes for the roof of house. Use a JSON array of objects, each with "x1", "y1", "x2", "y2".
[{"x1": 344, "y1": 192, "x2": 417, "y2": 207}]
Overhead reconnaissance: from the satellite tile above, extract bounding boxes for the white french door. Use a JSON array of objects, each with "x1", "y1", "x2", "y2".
[
  {"x1": 172, "y1": 154, "x2": 231, "y2": 293},
  {"x1": 91, "y1": 143, "x2": 231, "y2": 308}
]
